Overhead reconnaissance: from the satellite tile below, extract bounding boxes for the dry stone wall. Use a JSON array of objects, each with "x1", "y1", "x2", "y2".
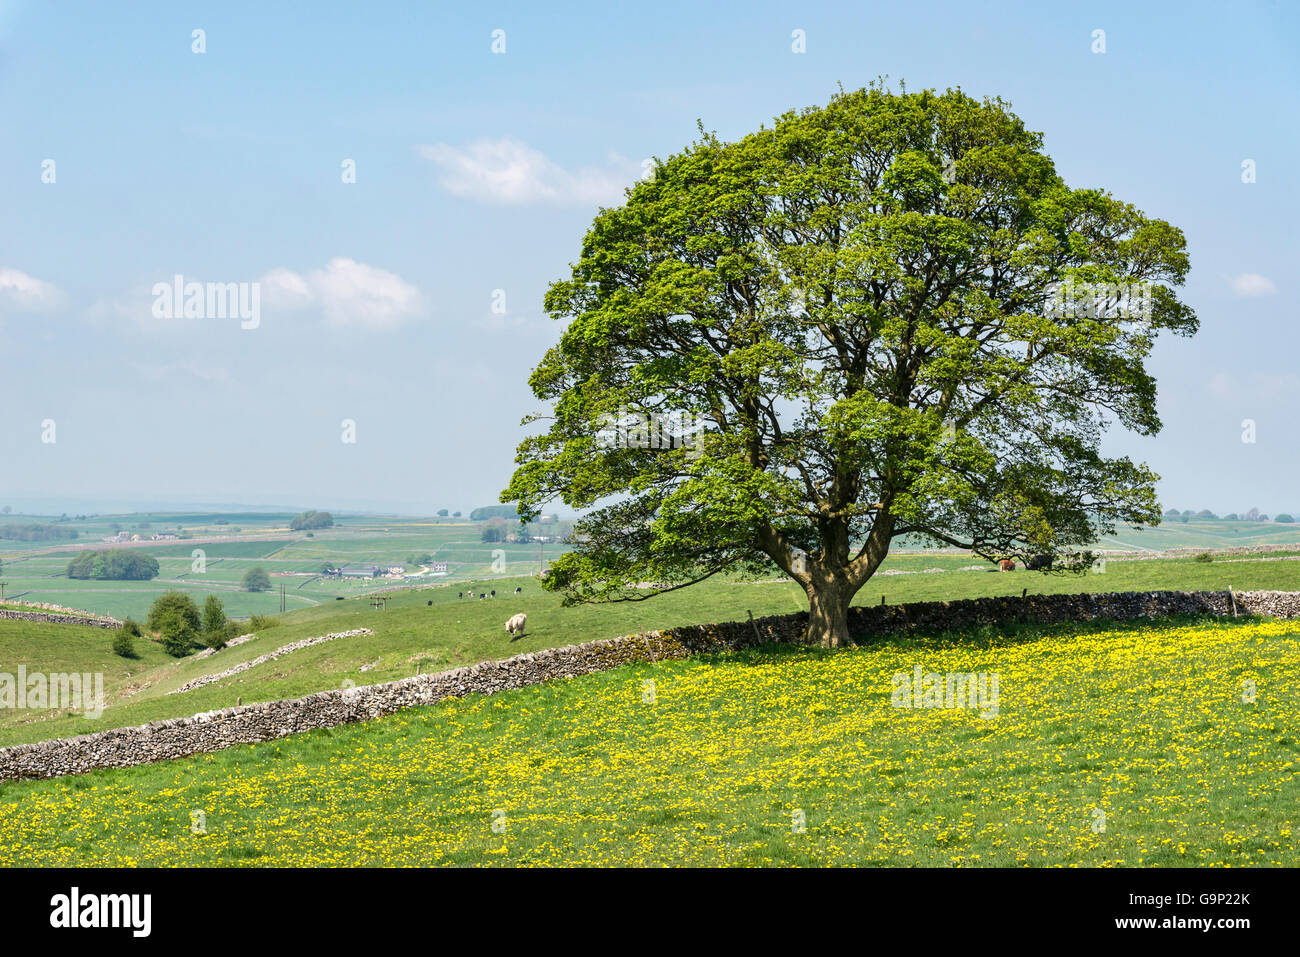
[
  {"x1": 0, "y1": 609, "x2": 120, "y2": 629},
  {"x1": 2, "y1": 589, "x2": 1298, "y2": 783},
  {"x1": 169, "y1": 628, "x2": 374, "y2": 694}
]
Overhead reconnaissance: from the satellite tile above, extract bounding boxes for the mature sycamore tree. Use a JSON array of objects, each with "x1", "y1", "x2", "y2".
[{"x1": 504, "y1": 85, "x2": 1196, "y2": 648}]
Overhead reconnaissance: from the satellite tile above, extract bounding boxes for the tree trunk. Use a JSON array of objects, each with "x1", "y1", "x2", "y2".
[{"x1": 805, "y1": 579, "x2": 854, "y2": 648}]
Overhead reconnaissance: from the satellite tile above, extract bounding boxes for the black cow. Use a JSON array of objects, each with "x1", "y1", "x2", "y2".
[
  {"x1": 490, "y1": 590, "x2": 496, "y2": 597},
  {"x1": 1026, "y1": 554, "x2": 1054, "y2": 571},
  {"x1": 515, "y1": 587, "x2": 522, "y2": 594}
]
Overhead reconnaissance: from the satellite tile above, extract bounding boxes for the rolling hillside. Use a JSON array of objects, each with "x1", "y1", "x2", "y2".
[{"x1": 2, "y1": 548, "x2": 1298, "y2": 748}]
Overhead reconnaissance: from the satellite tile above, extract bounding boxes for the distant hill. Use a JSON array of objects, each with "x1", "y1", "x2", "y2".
[{"x1": 1093, "y1": 519, "x2": 1300, "y2": 552}]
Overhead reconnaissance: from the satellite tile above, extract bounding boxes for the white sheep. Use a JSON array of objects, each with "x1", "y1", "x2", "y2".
[{"x1": 505, "y1": 612, "x2": 527, "y2": 638}]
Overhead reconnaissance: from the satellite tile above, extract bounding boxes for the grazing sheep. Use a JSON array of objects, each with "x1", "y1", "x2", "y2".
[
  {"x1": 515, "y1": 587, "x2": 522, "y2": 594},
  {"x1": 427, "y1": 600, "x2": 433, "y2": 606},
  {"x1": 458, "y1": 592, "x2": 463, "y2": 599},
  {"x1": 505, "y1": 612, "x2": 527, "y2": 637},
  {"x1": 490, "y1": 589, "x2": 496, "y2": 597}
]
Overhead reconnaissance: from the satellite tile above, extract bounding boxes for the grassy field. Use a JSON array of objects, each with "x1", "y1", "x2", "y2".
[
  {"x1": 1, "y1": 550, "x2": 1299, "y2": 748},
  {"x1": 0, "y1": 515, "x2": 562, "y2": 620},
  {"x1": 1, "y1": 615, "x2": 1294, "y2": 866},
  {"x1": 5, "y1": 512, "x2": 1300, "y2": 621}
]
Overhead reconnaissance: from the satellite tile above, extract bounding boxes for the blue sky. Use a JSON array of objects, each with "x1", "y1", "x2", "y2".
[{"x1": 0, "y1": 0, "x2": 1296, "y2": 516}]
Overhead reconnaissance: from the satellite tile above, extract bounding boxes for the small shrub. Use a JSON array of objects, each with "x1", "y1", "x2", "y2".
[
  {"x1": 1194, "y1": 552, "x2": 1213, "y2": 563},
  {"x1": 204, "y1": 619, "x2": 244, "y2": 651},
  {"x1": 121, "y1": 617, "x2": 142, "y2": 637},
  {"x1": 161, "y1": 621, "x2": 198, "y2": 657},
  {"x1": 202, "y1": 594, "x2": 227, "y2": 638},
  {"x1": 248, "y1": 614, "x2": 280, "y2": 632},
  {"x1": 147, "y1": 591, "x2": 201, "y2": 635},
  {"x1": 112, "y1": 630, "x2": 136, "y2": 658}
]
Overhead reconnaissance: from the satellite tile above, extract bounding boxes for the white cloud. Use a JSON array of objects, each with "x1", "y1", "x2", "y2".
[
  {"x1": 0, "y1": 267, "x2": 61, "y2": 310},
  {"x1": 417, "y1": 137, "x2": 638, "y2": 205},
  {"x1": 260, "y1": 267, "x2": 315, "y2": 310},
  {"x1": 1229, "y1": 273, "x2": 1276, "y2": 298},
  {"x1": 261, "y1": 258, "x2": 423, "y2": 327}
]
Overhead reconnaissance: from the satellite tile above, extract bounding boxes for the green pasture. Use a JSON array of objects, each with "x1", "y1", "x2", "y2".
[
  {"x1": 1, "y1": 614, "x2": 1294, "y2": 867},
  {"x1": 1, "y1": 548, "x2": 1298, "y2": 748}
]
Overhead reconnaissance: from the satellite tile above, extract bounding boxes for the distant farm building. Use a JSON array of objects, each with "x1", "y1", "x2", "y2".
[
  {"x1": 429, "y1": 561, "x2": 448, "y2": 574},
  {"x1": 339, "y1": 564, "x2": 381, "y2": 579}
]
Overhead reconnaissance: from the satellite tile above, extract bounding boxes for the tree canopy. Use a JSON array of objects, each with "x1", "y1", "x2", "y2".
[
  {"x1": 504, "y1": 84, "x2": 1196, "y2": 647},
  {"x1": 147, "y1": 591, "x2": 201, "y2": 656},
  {"x1": 243, "y1": 567, "x2": 272, "y2": 592},
  {"x1": 470, "y1": 505, "x2": 520, "y2": 522},
  {"x1": 290, "y1": 510, "x2": 334, "y2": 531},
  {"x1": 67, "y1": 549, "x2": 159, "y2": 581}
]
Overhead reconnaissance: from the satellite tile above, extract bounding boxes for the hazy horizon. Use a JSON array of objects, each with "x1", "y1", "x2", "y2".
[{"x1": 0, "y1": 494, "x2": 1295, "y2": 524}]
